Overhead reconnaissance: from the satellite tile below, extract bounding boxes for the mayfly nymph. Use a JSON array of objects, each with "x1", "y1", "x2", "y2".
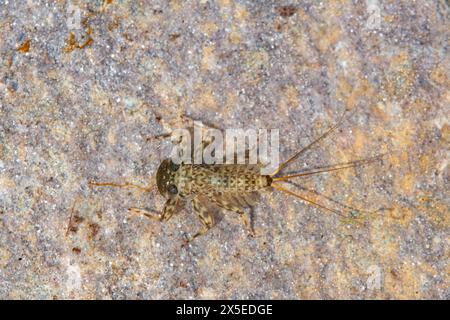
[{"x1": 89, "y1": 115, "x2": 385, "y2": 243}]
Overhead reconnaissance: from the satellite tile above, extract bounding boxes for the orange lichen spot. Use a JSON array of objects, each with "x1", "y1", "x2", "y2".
[
  {"x1": 64, "y1": 32, "x2": 77, "y2": 52},
  {"x1": 234, "y1": 4, "x2": 249, "y2": 21},
  {"x1": 79, "y1": 37, "x2": 93, "y2": 49},
  {"x1": 391, "y1": 51, "x2": 410, "y2": 65},
  {"x1": 64, "y1": 14, "x2": 94, "y2": 53},
  {"x1": 400, "y1": 173, "x2": 415, "y2": 195},
  {"x1": 278, "y1": 85, "x2": 300, "y2": 114},
  {"x1": 416, "y1": 194, "x2": 448, "y2": 226},
  {"x1": 430, "y1": 65, "x2": 449, "y2": 86},
  {"x1": 218, "y1": 0, "x2": 232, "y2": 8},
  {"x1": 17, "y1": 39, "x2": 31, "y2": 53},
  {"x1": 336, "y1": 76, "x2": 352, "y2": 103},
  {"x1": 195, "y1": 87, "x2": 219, "y2": 112},
  {"x1": 419, "y1": 154, "x2": 433, "y2": 173},
  {"x1": 229, "y1": 27, "x2": 242, "y2": 44},
  {"x1": 405, "y1": 99, "x2": 433, "y2": 115},
  {"x1": 384, "y1": 15, "x2": 395, "y2": 23},
  {"x1": 317, "y1": 26, "x2": 342, "y2": 53},
  {"x1": 348, "y1": 80, "x2": 373, "y2": 110},
  {"x1": 391, "y1": 121, "x2": 416, "y2": 148},
  {"x1": 353, "y1": 127, "x2": 368, "y2": 154},
  {"x1": 170, "y1": 0, "x2": 182, "y2": 11},
  {"x1": 441, "y1": 123, "x2": 450, "y2": 143},
  {"x1": 389, "y1": 205, "x2": 414, "y2": 226},
  {"x1": 241, "y1": 50, "x2": 269, "y2": 85},
  {"x1": 371, "y1": 103, "x2": 390, "y2": 121},
  {"x1": 0, "y1": 176, "x2": 15, "y2": 190},
  {"x1": 200, "y1": 22, "x2": 219, "y2": 37},
  {"x1": 383, "y1": 52, "x2": 416, "y2": 99},
  {"x1": 388, "y1": 150, "x2": 408, "y2": 168},
  {"x1": 64, "y1": 31, "x2": 93, "y2": 53},
  {"x1": 201, "y1": 45, "x2": 217, "y2": 71},
  {"x1": 384, "y1": 261, "x2": 422, "y2": 299},
  {"x1": 418, "y1": 194, "x2": 432, "y2": 204}
]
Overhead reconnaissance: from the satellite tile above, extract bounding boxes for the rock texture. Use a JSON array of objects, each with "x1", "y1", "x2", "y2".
[{"x1": 0, "y1": 0, "x2": 448, "y2": 299}]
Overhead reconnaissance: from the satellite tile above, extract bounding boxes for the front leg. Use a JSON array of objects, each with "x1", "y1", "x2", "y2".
[
  {"x1": 186, "y1": 196, "x2": 215, "y2": 243},
  {"x1": 129, "y1": 197, "x2": 179, "y2": 221}
]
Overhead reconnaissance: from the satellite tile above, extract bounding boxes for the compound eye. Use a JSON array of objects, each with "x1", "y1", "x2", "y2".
[
  {"x1": 169, "y1": 162, "x2": 180, "y2": 171},
  {"x1": 168, "y1": 184, "x2": 178, "y2": 195}
]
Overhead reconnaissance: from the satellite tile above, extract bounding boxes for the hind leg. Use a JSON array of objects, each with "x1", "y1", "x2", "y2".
[{"x1": 209, "y1": 196, "x2": 255, "y2": 237}]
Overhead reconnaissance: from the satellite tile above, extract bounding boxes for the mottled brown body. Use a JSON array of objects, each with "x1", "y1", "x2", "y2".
[
  {"x1": 89, "y1": 113, "x2": 385, "y2": 244},
  {"x1": 173, "y1": 164, "x2": 272, "y2": 197},
  {"x1": 152, "y1": 159, "x2": 272, "y2": 240}
]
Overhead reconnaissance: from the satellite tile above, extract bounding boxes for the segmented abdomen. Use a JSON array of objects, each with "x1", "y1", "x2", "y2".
[{"x1": 189, "y1": 165, "x2": 272, "y2": 194}]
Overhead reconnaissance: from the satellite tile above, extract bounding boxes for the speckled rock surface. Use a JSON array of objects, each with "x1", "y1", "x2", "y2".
[{"x1": 0, "y1": 0, "x2": 448, "y2": 299}]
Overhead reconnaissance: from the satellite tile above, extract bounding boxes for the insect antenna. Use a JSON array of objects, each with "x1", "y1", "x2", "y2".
[
  {"x1": 88, "y1": 181, "x2": 154, "y2": 193},
  {"x1": 271, "y1": 183, "x2": 366, "y2": 225}
]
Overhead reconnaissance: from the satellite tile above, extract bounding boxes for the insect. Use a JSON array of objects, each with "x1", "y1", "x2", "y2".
[{"x1": 89, "y1": 114, "x2": 386, "y2": 243}]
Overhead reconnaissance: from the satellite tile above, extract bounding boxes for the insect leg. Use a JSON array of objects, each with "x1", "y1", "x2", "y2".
[
  {"x1": 129, "y1": 207, "x2": 161, "y2": 220},
  {"x1": 179, "y1": 114, "x2": 223, "y2": 131},
  {"x1": 89, "y1": 181, "x2": 154, "y2": 193},
  {"x1": 187, "y1": 197, "x2": 215, "y2": 243},
  {"x1": 193, "y1": 124, "x2": 216, "y2": 163},
  {"x1": 209, "y1": 196, "x2": 255, "y2": 237},
  {"x1": 129, "y1": 197, "x2": 179, "y2": 221},
  {"x1": 147, "y1": 113, "x2": 221, "y2": 142},
  {"x1": 186, "y1": 115, "x2": 226, "y2": 164}
]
